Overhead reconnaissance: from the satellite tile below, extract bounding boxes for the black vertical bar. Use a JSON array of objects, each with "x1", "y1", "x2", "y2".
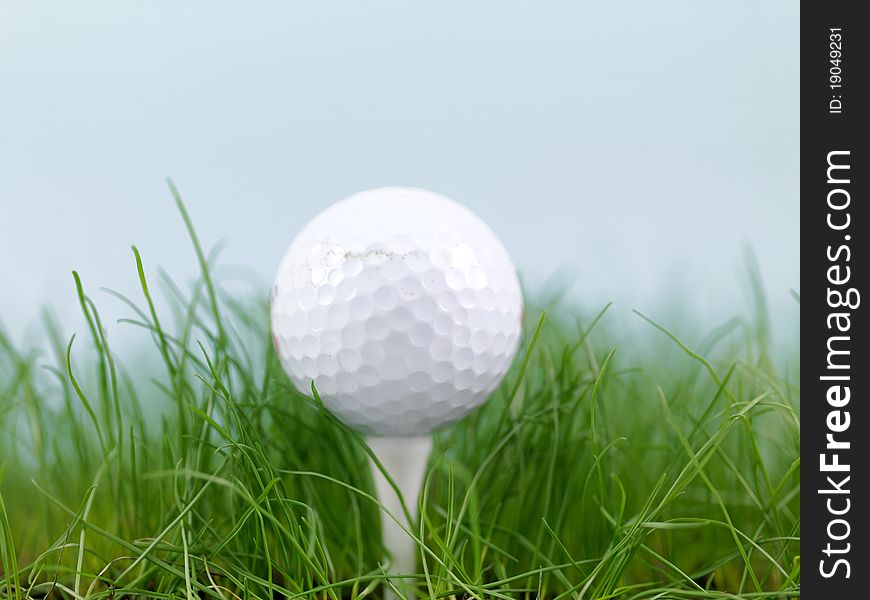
[{"x1": 802, "y1": 3, "x2": 867, "y2": 596}]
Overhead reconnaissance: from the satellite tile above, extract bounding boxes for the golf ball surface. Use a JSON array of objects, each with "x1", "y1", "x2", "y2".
[{"x1": 271, "y1": 187, "x2": 523, "y2": 436}]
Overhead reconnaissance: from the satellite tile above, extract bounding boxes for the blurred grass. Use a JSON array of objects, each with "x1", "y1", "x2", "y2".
[{"x1": 0, "y1": 195, "x2": 799, "y2": 599}]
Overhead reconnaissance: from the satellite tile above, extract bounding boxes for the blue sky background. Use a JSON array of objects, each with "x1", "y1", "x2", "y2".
[{"x1": 0, "y1": 1, "x2": 798, "y2": 345}]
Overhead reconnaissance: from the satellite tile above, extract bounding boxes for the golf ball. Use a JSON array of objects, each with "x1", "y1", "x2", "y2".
[{"x1": 271, "y1": 187, "x2": 523, "y2": 436}]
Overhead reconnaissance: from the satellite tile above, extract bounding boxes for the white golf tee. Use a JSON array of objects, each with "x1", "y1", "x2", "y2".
[{"x1": 367, "y1": 435, "x2": 433, "y2": 600}]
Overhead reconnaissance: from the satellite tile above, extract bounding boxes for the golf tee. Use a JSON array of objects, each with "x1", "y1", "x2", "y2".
[{"x1": 367, "y1": 435, "x2": 433, "y2": 600}]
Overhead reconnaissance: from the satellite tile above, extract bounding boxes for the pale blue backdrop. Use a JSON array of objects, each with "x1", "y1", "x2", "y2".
[{"x1": 0, "y1": 1, "x2": 799, "y2": 344}]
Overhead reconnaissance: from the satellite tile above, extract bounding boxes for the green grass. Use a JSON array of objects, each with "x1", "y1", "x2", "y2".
[{"x1": 0, "y1": 195, "x2": 799, "y2": 599}]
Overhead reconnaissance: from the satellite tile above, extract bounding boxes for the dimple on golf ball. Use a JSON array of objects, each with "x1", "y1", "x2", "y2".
[{"x1": 271, "y1": 187, "x2": 523, "y2": 436}]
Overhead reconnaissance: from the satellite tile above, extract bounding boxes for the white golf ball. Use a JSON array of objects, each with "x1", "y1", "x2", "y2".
[{"x1": 271, "y1": 187, "x2": 523, "y2": 436}]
